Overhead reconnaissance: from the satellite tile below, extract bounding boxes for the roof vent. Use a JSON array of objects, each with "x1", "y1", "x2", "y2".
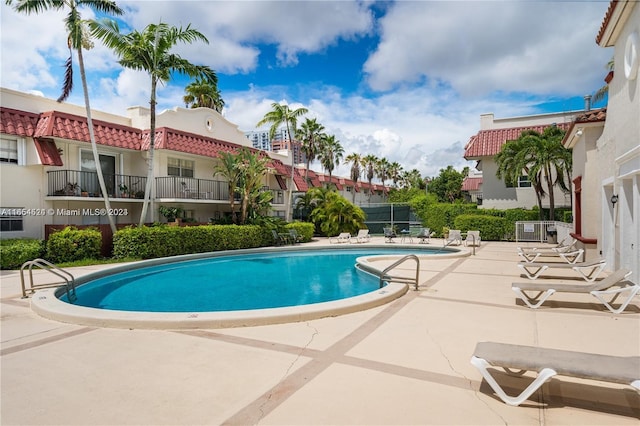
[{"x1": 584, "y1": 94, "x2": 592, "y2": 111}]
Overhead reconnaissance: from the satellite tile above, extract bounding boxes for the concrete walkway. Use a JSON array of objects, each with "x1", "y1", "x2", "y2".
[{"x1": 1, "y1": 238, "x2": 639, "y2": 425}]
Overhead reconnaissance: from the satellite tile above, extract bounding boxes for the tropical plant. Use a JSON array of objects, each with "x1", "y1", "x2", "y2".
[
  {"x1": 235, "y1": 148, "x2": 270, "y2": 225},
  {"x1": 213, "y1": 151, "x2": 243, "y2": 223},
  {"x1": 256, "y1": 102, "x2": 308, "y2": 220},
  {"x1": 317, "y1": 134, "x2": 344, "y2": 187},
  {"x1": 376, "y1": 157, "x2": 391, "y2": 198},
  {"x1": 296, "y1": 117, "x2": 325, "y2": 182},
  {"x1": 8, "y1": 0, "x2": 123, "y2": 234},
  {"x1": 362, "y1": 154, "x2": 378, "y2": 201},
  {"x1": 592, "y1": 56, "x2": 615, "y2": 105},
  {"x1": 183, "y1": 76, "x2": 224, "y2": 112},
  {"x1": 344, "y1": 152, "x2": 362, "y2": 203},
  {"x1": 388, "y1": 161, "x2": 403, "y2": 187},
  {"x1": 495, "y1": 126, "x2": 571, "y2": 220},
  {"x1": 401, "y1": 168, "x2": 425, "y2": 189},
  {"x1": 158, "y1": 205, "x2": 183, "y2": 222},
  {"x1": 308, "y1": 189, "x2": 365, "y2": 235},
  {"x1": 91, "y1": 19, "x2": 216, "y2": 226}
]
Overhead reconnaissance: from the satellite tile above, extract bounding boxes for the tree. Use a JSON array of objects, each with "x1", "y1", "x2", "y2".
[
  {"x1": 256, "y1": 102, "x2": 308, "y2": 220},
  {"x1": 8, "y1": 0, "x2": 124, "y2": 234},
  {"x1": 496, "y1": 126, "x2": 571, "y2": 220},
  {"x1": 376, "y1": 157, "x2": 391, "y2": 199},
  {"x1": 183, "y1": 76, "x2": 224, "y2": 112},
  {"x1": 213, "y1": 151, "x2": 242, "y2": 223},
  {"x1": 401, "y1": 169, "x2": 425, "y2": 190},
  {"x1": 317, "y1": 134, "x2": 343, "y2": 187},
  {"x1": 91, "y1": 19, "x2": 216, "y2": 226},
  {"x1": 296, "y1": 118, "x2": 325, "y2": 183},
  {"x1": 428, "y1": 165, "x2": 466, "y2": 203},
  {"x1": 362, "y1": 154, "x2": 379, "y2": 201},
  {"x1": 344, "y1": 152, "x2": 362, "y2": 203},
  {"x1": 388, "y1": 161, "x2": 403, "y2": 187},
  {"x1": 592, "y1": 56, "x2": 614, "y2": 105},
  {"x1": 235, "y1": 149, "x2": 270, "y2": 225}
]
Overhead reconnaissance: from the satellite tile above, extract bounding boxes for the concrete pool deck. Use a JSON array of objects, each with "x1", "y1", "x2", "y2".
[{"x1": 1, "y1": 237, "x2": 639, "y2": 425}]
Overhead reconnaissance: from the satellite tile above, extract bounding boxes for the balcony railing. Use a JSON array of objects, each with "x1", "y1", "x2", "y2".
[
  {"x1": 155, "y1": 176, "x2": 229, "y2": 201},
  {"x1": 47, "y1": 170, "x2": 147, "y2": 198}
]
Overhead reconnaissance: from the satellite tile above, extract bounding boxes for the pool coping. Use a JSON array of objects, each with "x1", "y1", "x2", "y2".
[{"x1": 29, "y1": 245, "x2": 466, "y2": 330}]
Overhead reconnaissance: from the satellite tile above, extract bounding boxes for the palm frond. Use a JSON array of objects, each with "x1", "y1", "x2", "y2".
[{"x1": 56, "y1": 54, "x2": 73, "y2": 102}]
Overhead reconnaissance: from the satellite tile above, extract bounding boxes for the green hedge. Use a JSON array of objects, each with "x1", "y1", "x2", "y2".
[
  {"x1": 453, "y1": 214, "x2": 507, "y2": 241},
  {"x1": 113, "y1": 224, "x2": 272, "y2": 259},
  {"x1": 285, "y1": 222, "x2": 315, "y2": 242},
  {"x1": 0, "y1": 239, "x2": 45, "y2": 270},
  {"x1": 46, "y1": 227, "x2": 102, "y2": 263},
  {"x1": 424, "y1": 203, "x2": 478, "y2": 237}
]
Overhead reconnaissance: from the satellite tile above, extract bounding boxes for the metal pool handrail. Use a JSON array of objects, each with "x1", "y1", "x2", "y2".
[
  {"x1": 20, "y1": 258, "x2": 77, "y2": 302},
  {"x1": 379, "y1": 254, "x2": 420, "y2": 291}
]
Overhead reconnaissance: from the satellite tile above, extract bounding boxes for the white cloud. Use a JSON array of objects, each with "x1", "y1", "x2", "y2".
[{"x1": 364, "y1": 2, "x2": 612, "y2": 96}]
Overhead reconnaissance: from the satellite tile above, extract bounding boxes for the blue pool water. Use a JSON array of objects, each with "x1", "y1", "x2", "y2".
[{"x1": 63, "y1": 247, "x2": 448, "y2": 313}]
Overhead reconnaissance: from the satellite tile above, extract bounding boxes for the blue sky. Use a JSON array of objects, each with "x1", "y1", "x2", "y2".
[{"x1": 0, "y1": 1, "x2": 612, "y2": 180}]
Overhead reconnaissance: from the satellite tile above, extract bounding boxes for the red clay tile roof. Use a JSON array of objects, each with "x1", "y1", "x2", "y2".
[
  {"x1": 34, "y1": 138, "x2": 63, "y2": 166},
  {"x1": 575, "y1": 107, "x2": 607, "y2": 124},
  {"x1": 464, "y1": 122, "x2": 572, "y2": 159},
  {"x1": 33, "y1": 111, "x2": 142, "y2": 150},
  {"x1": 461, "y1": 176, "x2": 482, "y2": 191},
  {"x1": 596, "y1": 1, "x2": 618, "y2": 46},
  {"x1": 0, "y1": 107, "x2": 39, "y2": 136}
]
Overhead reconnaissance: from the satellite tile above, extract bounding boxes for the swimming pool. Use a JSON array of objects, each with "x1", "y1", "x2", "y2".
[{"x1": 31, "y1": 245, "x2": 465, "y2": 329}]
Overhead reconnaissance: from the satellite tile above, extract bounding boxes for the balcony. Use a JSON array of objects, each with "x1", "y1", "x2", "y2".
[
  {"x1": 155, "y1": 176, "x2": 228, "y2": 201},
  {"x1": 47, "y1": 170, "x2": 146, "y2": 199}
]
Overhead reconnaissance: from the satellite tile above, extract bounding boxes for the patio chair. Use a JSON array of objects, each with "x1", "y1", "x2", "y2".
[
  {"x1": 416, "y1": 227, "x2": 433, "y2": 244},
  {"x1": 351, "y1": 229, "x2": 370, "y2": 244},
  {"x1": 512, "y1": 269, "x2": 638, "y2": 313},
  {"x1": 383, "y1": 227, "x2": 397, "y2": 243},
  {"x1": 518, "y1": 236, "x2": 577, "y2": 254},
  {"x1": 289, "y1": 229, "x2": 303, "y2": 244},
  {"x1": 470, "y1": 342, "x2": 640, "y2": 406},
  {"x1": 464, "y1": 230, "x2": 481, "y2": 247},
  {"x1": 329, "y1": 232, "x2": 351, "y2": 244},
  {"x1": 445, "y1": 229, "x2": 462, "y2": 246},
  {"x1": 517, "y1": 248, "x2": 584, "y2": 264},
  {"x1": 517, "y1": 258, "x2": 607, "y2": 282},
  {"x1": 272, "y1": 230, "x2": 286, "y2": 246}
]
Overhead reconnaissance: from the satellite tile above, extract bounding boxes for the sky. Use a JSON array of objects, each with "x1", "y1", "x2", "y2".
[{"x1": 0, "y1": 0, "x2": 613, "y2": 181}]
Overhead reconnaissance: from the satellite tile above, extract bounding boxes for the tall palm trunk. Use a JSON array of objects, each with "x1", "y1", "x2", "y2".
[
  {"x1": 78, "y1": 47, "x2": 117, "y2": 234},
  {"x1": 286, "y1": 120, "x2": 294, "y2": 221},
  {"x1": 139, "y1": 77, "x2": 157, "y2": 226}
]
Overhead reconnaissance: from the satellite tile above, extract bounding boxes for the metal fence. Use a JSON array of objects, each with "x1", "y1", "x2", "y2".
[{"x1": 515, "y1": 221, "x2": 572, "y2": 243}]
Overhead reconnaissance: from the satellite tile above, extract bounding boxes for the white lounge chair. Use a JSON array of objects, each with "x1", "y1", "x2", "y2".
[
  {"x1": 464, "y1": 230, "x2": 481, "y2": 247},
  {"x1": 445, "y1": 229, "x2": 462, "y2": 246},
  {"x1": 517, "y1": 258, "x2": 607, "y2": 281},
  {"x1": 517, "y1": 248, "x2": 584, "y2": 264},
  {"x1": 351, "y1": 229, "x2": 370, "y2": 243},
  {"x1": 471, "y1": 342, "x2": 640, "y2": 406},
  {"x1": 329, "y1": 232, "x2": 351, "y2": 244},
  {"x1": 512, "y1": 269, "x2": 638, "y2": 313},
  {"x1": 518, "y1": 236, "x2": 577, "y2": 253}
]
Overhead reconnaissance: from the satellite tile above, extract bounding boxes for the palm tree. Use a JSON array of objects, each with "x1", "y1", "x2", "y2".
[
  {"x1": 362, "y1": 154, "x2": 378, "y2": 201},
  {"x1": 256, "y1": 102, "x2": 308, "y2": 220},
  {"x1": 592, "y1": 56, "x2": 615, "y2": 105},
  {"x1": 8, "y1": 0, "x2": 124, "y2": 234},
  {"x1": 317, "y1": 134, "x2": 344, "y2": 187},
  {"x1": 388, "y1": 161, "x2": 403, "y2": 187},
  {"x1": 183, "y1": 76, "x2": 224, "y2": 112},
  {"x1": 91, "y1": 19, "x2": 217, "y2": 226},
  {"x1": 344, "y1": 152, "x2": 362, "y2": 203},
  {"x1": 213, "y1": 151, "x2": 242, "y2": 223},
  {"x1": 296, "y1": 118, "x2": 325, "y2": 183},
  {"x1": 376, "y1": 157, "x2": 391, "y2": 198},
  {"x1": 235, "y1": 149, "x2": 270, "y2": 225}
]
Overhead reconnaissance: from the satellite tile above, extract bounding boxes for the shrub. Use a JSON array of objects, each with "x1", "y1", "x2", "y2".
[
  {"x1": 424, "y1": 203, "x2": 478, "y2": 237},
  {"x1": 113, "y1": 224, "x2": 272, "y2": 259},
  {"x1": 45, "y1": 226, "x2": 101, "y2": 263},
  {"x1": 453, "y1": 214, "x2": 507, "y2": 241},
  {"x1": 285, "y1": 222, "x2": 315, "y2": 242},
  {"x1": 0, "y1": 239, "x2": 45, "y2": 269}
]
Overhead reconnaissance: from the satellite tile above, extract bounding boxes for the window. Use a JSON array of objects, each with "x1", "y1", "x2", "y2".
[
  {"x1": 0, "y1": 138, "x2": 18, "y2": 163},
  {"x1": 0, "y1": 208, "x2": 24, "y2": 232},
  {"x1": 168, "y1": 158, "x2": 194, "y2": 177},
  {"x1": 346, "y1": 186, "x2": 352, "y2": 193},
  {"x1": 518, "y1": 176, "x2": 532, "y2": 188}
]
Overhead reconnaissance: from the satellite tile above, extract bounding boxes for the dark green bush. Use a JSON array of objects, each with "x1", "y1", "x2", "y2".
[
  {"x1": 113, "y1": 224, "x2": 272, "y2": 259},
  {"x1": 0, "y1": 239, "x2": 45, "y2": 269},
  {"x1": 424, "y1": 203, "x2": 478, "y2": 237},
  {"x1": 285, "y1": 222, "x2": 315, "y2": 242},
  {"x1": 453, "y1": 214, "x2": 507, "y2": 241},
  {"x1": 45, "y1": 227, "x2": 102, "y2": 263}
]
